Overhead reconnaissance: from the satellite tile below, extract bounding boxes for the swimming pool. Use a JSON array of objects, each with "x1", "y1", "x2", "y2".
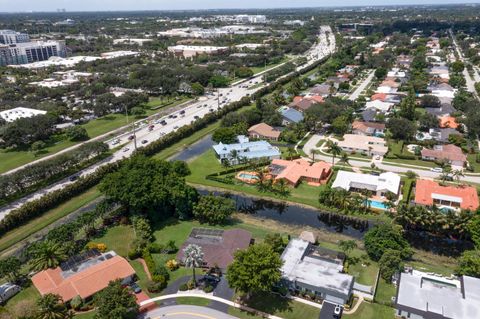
[
  {"x1": 365, "y1": 199, "x2": 389, "y2": 210},
  {"x1": 238, "y1": 173, "x2": 259, "y2": 180}
]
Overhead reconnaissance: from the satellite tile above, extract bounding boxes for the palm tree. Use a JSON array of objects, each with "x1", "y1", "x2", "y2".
[
  {"x1": 30, "y1": 242, "x2": 67, "y2": 271},
  {"x1": 230, "y1": 149, "x2": 239, "y2": 165},
  {"x1": 339, "y1": 152, "x2": 350, "y2": 166},
  {"x1": 183, "y1": 244, "x2": 204, "y2": 288},
  {"x1": 440, "y1": 165, "x2": 452, "y2": 184},
  {"x1": 452, "y1": 170, "x2": 464, "y2": 183},
  {"x1": 326, "y1": 141, "x2": 342, "y2": 166},
  {"x1": 287, "y1": 147, "x2": 296, "y2": 159},
  {"x1": 36, "y1": 293, "x2": 72, "y2": 319},
  {"x1": 310, "y1": 149, "x2": 320, "y2": 162}
]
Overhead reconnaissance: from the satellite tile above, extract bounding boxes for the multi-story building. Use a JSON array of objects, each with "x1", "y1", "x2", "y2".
[
  {"x1": 0, "y1": 30, "x2": 30, "y2": 44},
  {"x1": 0, "y1": 40, "x2": 66, "y2": 66}
]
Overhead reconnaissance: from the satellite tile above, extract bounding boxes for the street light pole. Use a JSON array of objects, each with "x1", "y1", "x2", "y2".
[{"x1": 125, "y1": 104, "x2": 137, "y2": 151}]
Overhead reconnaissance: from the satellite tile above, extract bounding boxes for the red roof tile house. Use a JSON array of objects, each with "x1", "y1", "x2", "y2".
[
  {"x1": 269, "y1": 159, "x2": 332, "y2": 187},
  {"x1": 31, "y1": 251, "x2": 136, "y2": 302},
  {"x1": 420, "y1": 144, "x2": 467, "y2": 167},
  {"x1": 177, "y1": 228, "x2": 252, "y2": 269},
  {"x1": 289, "y1": 96, "x2": 324, "y2": 112},
  {"x1": 351, "y1": 120, "x2": 386, "y2": 136},
  {"x1": 414, "y1": 179, "x2": 479, "y2": 211},
  {"x1": 248, "y1": 123, "x2": 281, "y2": 141}
]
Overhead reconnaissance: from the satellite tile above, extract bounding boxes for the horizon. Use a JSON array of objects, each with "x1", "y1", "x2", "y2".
[{"x1": 0, "y1": 0, "x2": 479, "y2": 13}]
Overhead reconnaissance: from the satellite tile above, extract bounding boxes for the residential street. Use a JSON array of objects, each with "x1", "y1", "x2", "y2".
[
  {"x1": 140, "y1": 305, "x2": 238, "y2": 319},
  {"x1": 348, "y1": 69, "x2": 375, "y2": 101}
]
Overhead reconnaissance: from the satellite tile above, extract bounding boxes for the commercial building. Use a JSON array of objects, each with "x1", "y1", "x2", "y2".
[
  {"x1": 0, "y1": 30, "x2": 30, "y2": 44},
  {"x1": 280, "y1": 238, "x2": 354, "y2": 305},
  {"x1": 0, "y1": 40, "x2": 66, "y2": 66},
  {"x1": 168, "y1": 45, "x2": 228, "y2": 58},
  {"x1": 177, "y1": 228, "x2": 252, "y2": 269},
  {"x1": 269, "y1": 159, "x2": 332, "y2": 187},
  {"x1": 212, "y1": 136, "x2": 281, "y2": 165},
  {"x1": 332, "y1": 171, "x2": 401, "y2": 197},
  {"x1": 0, "y1": 107, "x2": 47, "y2": 123},
  {"x1": 395, "y1": 269, "x2": 480, "y2": 319},
  {"x1": 248, "y1": 123, "x2": 281, "y2": 141},
  {"x1": 31, "y1": 250, "x2": 136, "y2": 302},
  {"x1": 414, "y1": 179, "x2": 479, "y2": 211},
  {"x1": 336, "y1": 134, "x2": 388, "y2": 156}
]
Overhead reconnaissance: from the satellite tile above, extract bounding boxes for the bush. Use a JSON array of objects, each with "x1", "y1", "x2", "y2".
[
  {"x1": 151, "y1": 274, "x2": 168, "y2": 286},
  {"x1": 179, "y1": 283, "x2": 188, "y2": 291},
  {"x1": 166, "y1": 259, "x2": 179, "y2": 271},
  {"x1": 203, "y1": 285, "x2": 214, "y2": 293},
  {"x1": 148, "y1": 243, "x2": 163, "y2": 253},
  {"x1": 70, "y1": 295, "x2": 83, "y2": 310},
  {"x1": 147, "y1": 280, "x2": 166, "y2": 293},
  {"x1": 187, "y1": 279, "x2": 196, "y2": 290},
  {"x1": 128, "y1": 249, "x2": 141, "y2": 260},
  {"x1": 154, "y1": 265, "x2": 170, "y2": 281}
]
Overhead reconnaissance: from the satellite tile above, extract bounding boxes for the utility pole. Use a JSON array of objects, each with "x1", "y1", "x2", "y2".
[{"x1": 125, "y1": 105, "x2": 137, "y2": 151}]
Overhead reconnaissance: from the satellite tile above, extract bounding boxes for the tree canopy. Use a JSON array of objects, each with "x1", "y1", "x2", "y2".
[
  {"x1": 364, "y1": 224, "x2": 412, "y2": 261},
  {"x1": 94, "y1": 280, "x2": 139, "y2": 319},
  {"x1": 193, "y1": 194, "x2": 235, "y2": 225}
]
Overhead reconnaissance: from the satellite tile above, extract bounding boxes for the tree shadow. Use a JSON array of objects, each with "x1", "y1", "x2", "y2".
[{"x1": 243, "y1": 292, "x2": 293, "y2": 315}]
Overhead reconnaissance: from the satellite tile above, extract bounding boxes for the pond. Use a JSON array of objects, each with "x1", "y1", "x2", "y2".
[
  {"x1": 169, "y1": 135, "x2": 214, "y2": 162},
  {"x1": 198, "y1": 189, "x2": 370, "y2": 239}
]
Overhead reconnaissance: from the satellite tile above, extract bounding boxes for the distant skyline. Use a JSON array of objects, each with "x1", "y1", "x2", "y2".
[{"x1": 0, "y1": 0, "x2": 479, "y2": 12}]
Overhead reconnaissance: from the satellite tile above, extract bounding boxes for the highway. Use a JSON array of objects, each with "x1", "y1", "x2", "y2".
[{"x1": 0, "y1": 26, "x2": 336, "y2": 219}]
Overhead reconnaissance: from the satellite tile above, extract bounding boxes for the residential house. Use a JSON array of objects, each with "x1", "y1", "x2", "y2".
[
  {"x1": 0, "y1": 107, "x2": 47, "y2": 123},
  {"x1": 351, "y1": 120, "x2": 385, "y2": 137},
  {"x1": 376, "y1": 85, "x2": 398, "y2": 94},
  {"x1": 365, "y1": 100, "x2": 394, "y2": 113},
  {"x1": 279, "y1": 107, "x2": 304, "y2": 125},
  {"x1": 212, "y1": 136, "x2": 281, "y2": 165},
  {"x1": 248, "y1": 123, "x2": 281, "y2": 141},
  {"x1": 280, "y1": 239, "x2": 354, "y2": 305},
  {"x1": 289, "y1": 95, "x2": 324, "y2": 112},
  {"x1": 416, "y1": 128, "x2": 461, "y2": 143},
  {"x1": 31, "y1": 250, "x2": 136, "y2": 302},
  {"x1": 428, "y1": 83, "x2": 456, "y2": 99},
  {"x1": 395, "y1": 269, "x2": 480, "y2": 319},
  {"x1": 371, "y1": 93, "x2": 387, "y2": 101},
  {"x1": 380, "y1": 79, "x2": 401, "y2": 88},
  {"x1": 336, "y1": 134, "x2": 388, "y2": 156},
  {"x1": 420, "y1": 144, "x2": 467, "y2": 167},
  {"x1": 332, "y1": 171, "x2": 401, "y2": 197},
  {"x1": 396, "y1": 55, "x2": 412, "y2": 69},
  {"x1": 414, "y1": 179, "x2": 479, "y2": 211},
  {"x1": 387, "y1": 68, "x2": 407, "y2": 79},
  {"x1": 361, "y1": 108, "x2": 378, "y2": 122},
  {"x1": 309, "y1": 83, "x2": 333, "y2": 97},
  {"x1": 325, "y1": 76, "x2": 349, "y2": 89},
  {"x1": 429, "y1": 64, "x2": 450, "y2": 80},
  {"x1": 177, "y1": 228, "x2": 252, "y2": 269},
  {"x1": 269, "y1": 159, "x2": 332, "y2": 187}
]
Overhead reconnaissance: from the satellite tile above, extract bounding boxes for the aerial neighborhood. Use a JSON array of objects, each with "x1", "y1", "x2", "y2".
[{"x1": 0, "y1": 3, "x2": 480, "y2": 319}]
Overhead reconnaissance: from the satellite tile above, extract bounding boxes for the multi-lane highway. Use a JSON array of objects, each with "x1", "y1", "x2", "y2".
[{"x1": 0, "y1": 26, "x2": 336, "y2": 219}]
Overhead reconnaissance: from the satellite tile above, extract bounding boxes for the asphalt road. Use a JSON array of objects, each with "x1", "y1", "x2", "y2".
[
  {"x1": 141, "y1": 305, "x2": 238, "y2": 319},
  {"x1": 0, "y1": 27, "x2": 336, "y2": 220}
]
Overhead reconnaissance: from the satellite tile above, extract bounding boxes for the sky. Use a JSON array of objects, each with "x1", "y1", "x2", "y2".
[{"x1": 0, "y1": 0, "x2": 479, "y2": 12}]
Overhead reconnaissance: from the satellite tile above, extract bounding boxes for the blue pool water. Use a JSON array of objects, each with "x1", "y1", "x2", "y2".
[
  {"x1": 366, "y1": 200, "x2": 388, "y2": 210},
  {"x1": 239, "y1": 173, "x2": 259, "y2": 180}
]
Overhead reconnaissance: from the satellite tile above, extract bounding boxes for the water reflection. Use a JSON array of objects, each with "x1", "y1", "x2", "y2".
[{"x1": 169, "y1": 135, "x2": 214, "y2": 162}]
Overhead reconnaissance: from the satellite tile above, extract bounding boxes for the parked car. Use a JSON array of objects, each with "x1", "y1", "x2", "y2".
[
  {"x1": 148, "y1": 125, "x2": 155, "y2": 131},
  {"x1": 334, "y1": 305, "x2": 342, "y2": 318},
  {"x1": 129, "y1": 282, "x2": 142, "y2": 294},
  {"x1": 430, "y1": 167, "x2": 443, "y2": 173},
  {"x1": 180, "y1": 110, "x2": 185, "y2": 115}
]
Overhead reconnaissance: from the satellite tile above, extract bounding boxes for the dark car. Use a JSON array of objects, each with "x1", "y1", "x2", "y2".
[
  {"x1": 160, "y1": 120, "x2": 167, "y2": 125},
  {"x1": 180, "y1": 110, "x2": 185, "y2": 115},
  {"x1": 141, "y1": 139, "x2": 148, "y2": 144},
  {"x1": 194, "y1": 115, "x2": 199, "y2": 119},
  {"x1": 69, "y1": 175, "x2": 79, "y2": 182},
  {"x1": 128, "y1": 135, "x2": 135, "y2": 140},
  {"x1": 130, "y1": 282, "x2": 142, "y2": 294}
]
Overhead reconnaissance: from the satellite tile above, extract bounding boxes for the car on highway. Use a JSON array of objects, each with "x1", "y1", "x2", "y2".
[
  {"x1": 194, "y1": 115, "x2": 199, "y2": 119},
  {"x1": 148, "y1": 125, "x2": 155, "y2": 131},
  {"x1": 173, "y1": 126, "x2": 179, "y2": 130},
  {"x1": 160, "y1": 120, "x2": 167, "y2": 125},
  {"x1": 141, "y1": 140, "x2": 148, "y2": 144},
  {"x1": 69, "y1": 175, "x2": 79, "y2": 182},
  {"x1": 180, "y1": 110, "x2": 185, "y2": 114},
  {"x1": 128, "y1": 135, "x2": 134, "y2": 140},
  {"x1": 123, "y1": 147, "x2": 130, "y2": 152},
  {"x1": 111, "y1": 139, "x2": 120, "y2": 145},
  {"x1": 209, "y1": 108, "x2": 214, "y2": 112},
  {"x1": 430, "y1": 167, "x2": 443, "y2": 173}
]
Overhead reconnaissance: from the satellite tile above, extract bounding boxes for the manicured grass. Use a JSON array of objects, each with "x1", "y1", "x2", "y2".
[
  {"x1": 236, "y1": 292, "x2": 321, "y2": 319},
  {"x1": 0, "y1": 187, "x2": 102, "y2": 255},
  {"x1": 250, "y1": 57, "x2": 290, "y2": 74},
  {"x1": 467, "y1": 153, "x2": 480, "y2": 172},
  {"x1": 74, "y1": 311, "x2": 97, "y2": 319},
  {"x1": 152, "y1": 122, "x2": 220, "y2": 161},
  {"x1": 228, "y1": 307, "x2": 263, "y2": 319},
  {"x1": 375, "y1": 278, "x2": 396, "y2": 305},
  {"x1": 176, "y1": 297, "x2": 211, "y2": 306},
  {"x1": 343, "y1": 302, "x2": 394, "y2": 319},
  {"x1": 385, "y1": 140, "x2": 437, "y2": 168},
  {"x1": 89, "y1": 225, "x2": 135, "y2": 257},
  {"x1": 130, "y1": 259, "x2": 151, "y2": 292},
  {"x1": 3, "y1": 285, "x2": 40, "y2": 314}
]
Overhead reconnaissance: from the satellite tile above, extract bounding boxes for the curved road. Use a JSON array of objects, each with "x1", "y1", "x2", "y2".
[{"x1": 140, "y1": 305, "x2": 238, "y2": 319}]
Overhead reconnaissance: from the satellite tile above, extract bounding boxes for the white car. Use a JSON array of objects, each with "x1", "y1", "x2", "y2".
[
  {"x1": 111, "y1": 139, "x2": 120, "y2": 145},
  {"x1": 430, "y1": 167, "x2": 443, "y2": 173},
  {"x1": 123, "y1": 147, "x2": 130, "y2": 152}
]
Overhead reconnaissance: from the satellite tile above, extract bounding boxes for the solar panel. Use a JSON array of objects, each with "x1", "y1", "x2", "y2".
[
  {"x1": 60, "y1": 249, "x2": 101, "y2": 271},
  {"x1": 190, "y1": 228, "x2": 224, "y2": 239}
]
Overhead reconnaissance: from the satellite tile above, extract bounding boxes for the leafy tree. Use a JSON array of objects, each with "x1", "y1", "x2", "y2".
[
  {"x1": 99, "y1": 156, "x2": 198, "y2": 218},
  {"x1": 193, "y1": 195, "x2": 235, "y2": 225},
  {"x1": 236, "y1": 67, "x2": 254, "y2": 78},
  {"x1": 29, "y1": 241, "x2": 67, "y2": 271},
  {"x1": 339, "y1": 240, "x2": 357, "y2": 256},
  {"x1": 449, "y1": 74, "x2": 466, "y2": 89},
  {"x1": 387, "y1": 118, "x2": 416, "y2": 141},
  {"x1": 375, "y1": 67, "x2": 387, "y2": 79},
  {"x1": 65, "y1": 126, "x2": 89, "y2": 141},
  {"x1": 36, "y1": 294, "x2": 72, "y2": 319},
  {"x1": 456, "y1": 250, "x2": 480, "y2": 278},
  {"x1": 326, "y1": 140, "x2": 342, "y2": 165},
  {"x1": 0, "y1": 256, "x2": 21, "y2": 282},
  {"x1": 468, "y1": 215, "x2": 480, "y2": 249},
  {"x1": 212, "y1": 127, "x2": 237, "y2": 144},
  {"x1": 399, "y1": 88, "x2": 417, "y2": 120},
  {"x1": 379, "y1": 249, "x2": 404, "y2": 282},
  {"x1": 450, "y1": 61, "x2": 465, "y2": 73},
  {"x1": 418, "y1": 113, "x2": 439, "y2": 132},
  {"x1": 227, "y1": 244, "x2": 282, "y2": 298},
  {"x1": 209, "y1": 75, "x2": 229, "y2": 88},
  {"x1": 191, "y1": 82, "x2": 205, "y2": 96},
  {"x1": 31, "y1": 140, "x2": 47, "y2": 155},
  {"x1": 331, "y1": 115, "x2": 349, "y2": 135},
  {"x1": 182, "y1": 244, "x2": 204, "y2": 287},
  {"x1": 94, "y1": 280, "x2": 139, "y2": 319},
  {"x1": 2, "y1": 114, "x2": 57, "y2": 147},
  {"x1": 264, "y1": 233, "x2": 286, "y2": 254},
  {"x1": 130, "y1": 106, "x2": 146, "y2": 116},
  {"x1": 420, "y1": 95, "x2": 441, "y2": 108},
  {"x1": 364, "y1": 224, "x2": 412, "y2": 261}
]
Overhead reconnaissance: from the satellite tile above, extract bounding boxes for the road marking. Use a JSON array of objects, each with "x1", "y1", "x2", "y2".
[{"x1": 153, "y1": 312, "x2": 216, "y2": 319}]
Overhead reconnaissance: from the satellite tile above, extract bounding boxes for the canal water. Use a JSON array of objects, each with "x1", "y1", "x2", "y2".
[{"x1": 169, "y1": 135, "x2": 214, "y2": 162}]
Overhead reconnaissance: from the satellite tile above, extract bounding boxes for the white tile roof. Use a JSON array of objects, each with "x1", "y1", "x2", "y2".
[{"x1": 332, "y1": 170, "x2": 401, "y2": 195}]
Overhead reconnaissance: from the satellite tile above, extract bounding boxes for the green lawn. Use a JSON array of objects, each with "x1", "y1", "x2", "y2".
[
  {"x1": 0, "y1": 187, "x2": 102, "y2": 256},
  {"x1": 74, "y1": 311, "x2": 97, "y2": 319},
  {"x1": 374, "y1": 279, "x2": 396, "y2": 305},
  {"x1": 176, "y1": 297, "x2": 211, "y2": 306},
  {"x1": 228, "y1": 307, "x2": 263, "y2": 319},
  {"x1": 385, "y1": 140, "x2": 437, "y2": 168},
  {"x1": 250, "y1": 57, "x2": 290, "y2": 75},
  {"x1": 232, "y1": 292, "x2": 321, "y2": 319},
  {"x1": 2, "y1": 285, "x2": 40, "y2": 314},
  {"x1": 89, "y1": 225, "x2": 135, "y2": 257},
  {"x1": 343, "y1": 302, "x2": 395, "y2": 319},
  {"x1": 467, "y1": 153, "x2": 480, "y2": 172}
]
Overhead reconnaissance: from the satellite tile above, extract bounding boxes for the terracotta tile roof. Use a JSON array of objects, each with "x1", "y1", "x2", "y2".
[
  {"x1": 270, "y1": 159, "x2": 332, "y2": 186},
  {"x1": 414, "y1": 179, "x2": 479, "y2": 210},
  {"x1": 380, "y1": 79, "x2": 401, "y2": 88},
  {"x1": 352, "y1": 120, "x2": 385, "y2": 134},
  {"x1": 177, "y1": 229, "x2": 252, "y2": 269},
  {"x1": 248, "y1": 123, "x2": 281, "y2": 140},
  {"x1": 421, "y1": 144, "x2": 466, "y2": 164},
  {"x1": 289, "y1": 96, "x2": 324, "y2": 111},
  {"x1": 31, "y1": 255, "x2": 135, "y2": 302},
  {"x1": 371, "y1": 93, "x2": 387, "y2": 101},
  {"x1": 439, "y1": 116, "x2": 459, "y2": 129}
]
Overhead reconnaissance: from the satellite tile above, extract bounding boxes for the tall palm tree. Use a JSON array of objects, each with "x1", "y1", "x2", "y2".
[
  {"x1": 452, "y1": 169, "x2": 465, "y2": 183},
  {"x1": 183, "y1": 244, "x2": 204, "y2": 288},
  {"x1": 310, "y1": 149, "x2": 320, "y2": 162},
  {"x1": 339, "y1": 152, "x2": 350, "y2": 166},
  {"x1": 287, "y1": 147, "x2": 296, "y2": 159},
  {"x1": 326, "y1": 141, "x2": 342, "y2": 166},
  {"x1": 30, "y1": 242, "x2": 67, "y2": 271},
  {"x1": 36, "y1": 293, "x2": 72, "y2": 319}
]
